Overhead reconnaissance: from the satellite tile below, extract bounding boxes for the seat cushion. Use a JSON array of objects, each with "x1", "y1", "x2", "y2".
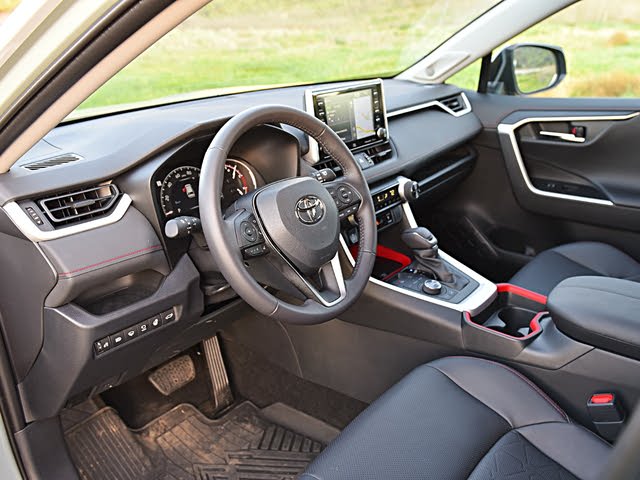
[
  {"x1": 509, "y1": 241, "x2": 640, "y2": 296},
  {"x1": 300, "y1": 357, "x2": 610, "y2": 480}
]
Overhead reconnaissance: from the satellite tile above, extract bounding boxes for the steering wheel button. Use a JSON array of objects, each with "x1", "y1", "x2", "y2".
[
  {"x1": 338, "y1": 186, "x2": 353, "y2": 203},
  {"x1": 240, "y1": 221, "x2": 258, "y2": 242}
]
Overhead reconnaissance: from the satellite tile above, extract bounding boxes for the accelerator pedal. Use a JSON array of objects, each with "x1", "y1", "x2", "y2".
[
  {"x1": 148, "y1": 354, "x2": 196, "y2": 396},
  {"x1": 202, "y1": 335, "x2": 234, "y2": 411}
]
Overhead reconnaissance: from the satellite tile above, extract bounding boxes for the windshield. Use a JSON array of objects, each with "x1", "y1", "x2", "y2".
[{"x1": 74, "y1": 0, "x2": 499, "y2": 115}]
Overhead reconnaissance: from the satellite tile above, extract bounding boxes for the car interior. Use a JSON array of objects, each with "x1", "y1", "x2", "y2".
[{"x1": 2, "y1": 0, "x2": 640, "y2": 479}]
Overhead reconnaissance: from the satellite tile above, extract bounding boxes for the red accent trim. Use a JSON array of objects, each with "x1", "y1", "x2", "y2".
[
  {"x1": 590, "y1": 393, "x2": 614, "y2": 405},
  {"x1": 463, "y1": 310, "x2": 546, "y2": 341},
  {"x1": 350, "y1": 244, "x2": 412, "y2": 280},
  {"x1": 376, "y1": 245, "x2": 412, "y2": 280},
  {"x1": 59, "y1": 245, "x2": 163, "y2": 277},
  {"x1": 497, "y1": 283, "x2": 547, "y2": 305}
]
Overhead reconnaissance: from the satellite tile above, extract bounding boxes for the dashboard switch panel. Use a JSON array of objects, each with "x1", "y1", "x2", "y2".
[{"x1": 94, "y1": 307, "x2": 177, "y2": 356}]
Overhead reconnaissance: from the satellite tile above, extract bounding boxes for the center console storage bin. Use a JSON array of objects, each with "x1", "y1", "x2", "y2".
[
  {"x1": 548, "y1": 276, "x2": 640, "y2": 360},
  {"x1": 462, "y1": 284, "x2": 548, "y2": 357}
]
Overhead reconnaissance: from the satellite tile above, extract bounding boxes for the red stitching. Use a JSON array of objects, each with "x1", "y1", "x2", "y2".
[
  {"x1": 444, "y1": 356, "x2": 569, "y2": 421},
  {"x1": 59, "y1": 245, "x2": 163, "y2": 277}
]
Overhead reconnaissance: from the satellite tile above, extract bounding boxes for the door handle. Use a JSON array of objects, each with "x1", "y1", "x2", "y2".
[{"x1": 539, "y1": 131, "x2": 586, "y2": 143}]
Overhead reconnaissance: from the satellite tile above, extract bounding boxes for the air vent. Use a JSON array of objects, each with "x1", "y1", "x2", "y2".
[
  {"x1": 439, "y1": 94, "x2": 466, "y2": 113},
  {"x1": 23, "y1": 153, "x2": 82, "y2": 171},
  {"x1": 39, "y1": 184, "x2": 120, "y2": 227}
]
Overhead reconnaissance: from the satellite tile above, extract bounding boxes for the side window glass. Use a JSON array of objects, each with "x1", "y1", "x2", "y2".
[{"x1": 452, "y1": 0, "x2": 640, "y2": 98}]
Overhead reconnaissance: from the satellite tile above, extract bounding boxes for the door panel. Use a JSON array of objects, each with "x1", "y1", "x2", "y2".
[
  {"x1": 497, "y1": 110, "x2": 640, "y2": 233},
  {"x1": 516, "y1": 115, "x2": 640, "y2": 208},
  {"x1": 418, "y1": 92, "x2": 640, "y2": 281}
]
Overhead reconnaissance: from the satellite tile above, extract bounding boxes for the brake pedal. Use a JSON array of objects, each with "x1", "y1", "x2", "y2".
[
  {"x1": 148, "y1": 355, "x2": 196, "y2": 396},
  {"x1": 202, "y1": 336, "x2": 234, "y2": 411}
]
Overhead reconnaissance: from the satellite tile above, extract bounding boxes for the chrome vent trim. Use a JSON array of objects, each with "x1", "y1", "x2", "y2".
[
  {"x1": 22, "y1": 153, "x2": 83, "y2": 171},
  {"x1": 39, "y1": 184, "x2": 120, "y2": 227},
  {"x1": 439, "y1": 94, "x2": 466, "y2": 113},
  {"x1": 3, "y1": 194, "x2": 132, "y2": 242},
  {"x1": 388, "y1": 91, "x2": 472, "y2": 118}
]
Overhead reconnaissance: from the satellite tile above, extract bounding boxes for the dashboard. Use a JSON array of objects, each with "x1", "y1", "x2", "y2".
[{"x1": 0, "y1": 78, "x2": 483, "y2": 421}]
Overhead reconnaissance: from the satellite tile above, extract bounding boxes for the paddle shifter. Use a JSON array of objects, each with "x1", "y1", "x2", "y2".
[{"x1": 401, "y1": 227, "x2": 454, "y2": 284}]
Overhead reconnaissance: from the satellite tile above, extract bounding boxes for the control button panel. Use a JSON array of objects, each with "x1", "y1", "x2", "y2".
[
  {"x1": 372, "y1": 184, "x2": 401, "y2": 211},
  {"x1": 234, "y1": 213, "x2": 269, "y2": 260},
  {"x1": 93, "y1": 307, "x2": 177, "y2": 356},
  {"x1": 325, "y1": 182, "x2": 362, "y2": 221},
  {"x1": 25, "y1": 206, "x2": 44, "y2": 226}
]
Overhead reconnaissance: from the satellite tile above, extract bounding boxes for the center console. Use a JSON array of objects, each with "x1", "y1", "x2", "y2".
[
  {"x1": 340, "y1": 175, "x2": 497, "y2": 315},
  {"x1": 304, "y1": 80, "x2": 496, "y2": 315}
]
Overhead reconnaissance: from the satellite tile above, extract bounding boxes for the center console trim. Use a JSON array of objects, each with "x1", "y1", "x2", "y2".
[{"x1": 340, "y1": 189, "x2": 497, "y2": 316}]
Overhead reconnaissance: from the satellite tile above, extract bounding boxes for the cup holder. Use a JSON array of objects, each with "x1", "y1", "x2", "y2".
[
  {"x1": 486, "y1": 306, "x2": 540, "y2": 338},
  {"x1": 462, "y1": 284, "x2": 548, "y2": 358}
]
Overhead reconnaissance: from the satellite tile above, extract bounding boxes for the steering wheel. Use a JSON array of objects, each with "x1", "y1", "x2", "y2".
[{"x1": 199, "y1": 105, "x2": 377, "y2": 324}]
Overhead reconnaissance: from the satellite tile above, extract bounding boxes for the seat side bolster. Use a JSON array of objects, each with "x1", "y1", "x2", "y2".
[{"x1": 429, "y1": 356, "x2": 568, "y2": 428}]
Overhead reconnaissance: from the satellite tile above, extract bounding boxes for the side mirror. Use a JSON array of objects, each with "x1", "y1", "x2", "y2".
[{"x1": 487, "y1": 43, "x2": 566, "y2": 95}]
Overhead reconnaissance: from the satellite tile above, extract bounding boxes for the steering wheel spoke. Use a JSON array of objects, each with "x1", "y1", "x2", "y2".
[
  {"x1": 323, "y1": 180, "x2": 363, "y2": 222},
  {"x1": 272, "y1": 250, "x2": 347, "y2": 307},
  {"x1": 223, "y1": 201, "x2": 270, "y2": 261}
]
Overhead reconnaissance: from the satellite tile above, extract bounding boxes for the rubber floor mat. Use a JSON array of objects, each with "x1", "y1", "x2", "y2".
[{"x1": 65, "y1": 401, "x2": 325, "y2": 480}]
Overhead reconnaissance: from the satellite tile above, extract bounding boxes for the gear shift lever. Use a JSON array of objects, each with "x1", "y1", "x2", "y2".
[{"x1": 401, "y1": 227, "x2": 454, "y2": 283}]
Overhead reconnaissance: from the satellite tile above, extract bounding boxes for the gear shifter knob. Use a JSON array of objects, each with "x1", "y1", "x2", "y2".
[
  {"x1": 401, "y1": 227, "x2": 454, "y2": 283},
  {"x1": 400, "y1": 227, "x2": 438, "y2": 256}
]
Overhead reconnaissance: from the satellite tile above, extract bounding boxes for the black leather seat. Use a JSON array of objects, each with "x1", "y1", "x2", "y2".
[
  {"x1": 510, "y1": 241, "x2": 640, "y2": 296},
  {"x1": 301, "y1": 357, "x2": 609, "y2": 480}
]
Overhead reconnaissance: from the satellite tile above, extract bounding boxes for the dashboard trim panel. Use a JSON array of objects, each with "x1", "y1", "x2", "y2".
[
  {"x1": 3, "y1": 194, "x2": 132, "y2": 242},
  {"x1": 387, "y1": 91, "x2": 472, "y2": 119}
]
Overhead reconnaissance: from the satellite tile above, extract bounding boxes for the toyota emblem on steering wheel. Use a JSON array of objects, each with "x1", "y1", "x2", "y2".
[{"x1": 295, "y1": 195, "x2": 325, "y2": 225}]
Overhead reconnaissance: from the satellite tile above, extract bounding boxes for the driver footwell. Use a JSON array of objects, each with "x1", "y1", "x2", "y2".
[{"x1": 64, "y1": 400, "x2": 331, "y2": 480}]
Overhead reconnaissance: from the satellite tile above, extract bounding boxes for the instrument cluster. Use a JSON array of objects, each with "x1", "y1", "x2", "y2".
[{"x1": 158, "y1": 158, "x2": 259, "y2": 219}]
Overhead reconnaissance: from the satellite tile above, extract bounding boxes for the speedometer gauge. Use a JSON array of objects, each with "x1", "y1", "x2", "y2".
[
  {"x1": 159, "y1": 159, "x2": 258, "y2": 218},
  {"x1": 160, "y1": 166, "x2": 201, "y2": 217},
  {"x1": 222, "y1": 159, "x2": 257, "y2": 208}
]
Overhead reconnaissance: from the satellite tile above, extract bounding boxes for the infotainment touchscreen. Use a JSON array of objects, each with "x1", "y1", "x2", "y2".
[{"x1": 305, "y1": 79, "x2": 388, "y2": 162}]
